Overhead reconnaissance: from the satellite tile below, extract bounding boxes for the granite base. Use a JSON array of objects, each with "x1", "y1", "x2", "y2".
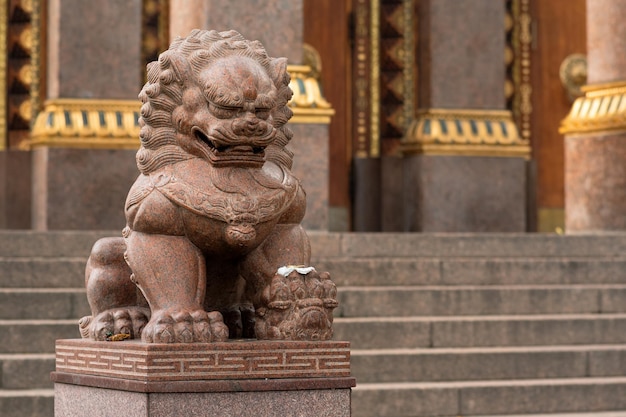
[
  {"x1": 403, "y1": 155, "x2": 527, "y2": 232},
  {"x1": 54, "y1": 380, "x2": 352, "y2": 417},
  {"x1": 52, "y1": 339, "x2": 354, "y2": 417}
]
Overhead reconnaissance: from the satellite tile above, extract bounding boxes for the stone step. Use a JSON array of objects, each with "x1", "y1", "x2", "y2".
[
  {"x1": 3, "y1": 256, "x2": 625, "y2": 289},
  {"x1": 0, "y1": 289, "x2": 89, "y2": 320},
  {"x1": 0, "y1": 258, "x2": 86, "y2": 288},
  {"x1": 334, "y1": 314, "x2": 626, "y2": 349},
  {"x1": 0, "y1": 320, "x2": 79, "y2": 354},
  {"x1": 0, "y1": 354, "x2": 55, "y2": 389},
  {"x1": 0, "y1": 389, "x2": 54, "y2": 417},
  {"x1": 0, "y1": 230, "x2": 114, "y2": 258},
  {"x1": 351, "y1": 376, "x2": 626, "y2": 417},
  {"x1": 3, "y1": 314, "x2": 625, "y2": 354},
  {"x1": 351, "y1": 345, "x2": 626, "y2": 383},
  {"x1": 4, "y1": 231, "x2": 626, "y2": 259},
  {"x1": 309, "y1": 232, "x2": 626, "y2": 259},
  {"x1": 4, "y1": 233, "x2": 626, "y2": 289},
  {"x1": 316, "y1": 257, "x2": 626, "y2": 287},
  {"x1": 337, "y1": 284, "x2": 626, "y2": 317}
]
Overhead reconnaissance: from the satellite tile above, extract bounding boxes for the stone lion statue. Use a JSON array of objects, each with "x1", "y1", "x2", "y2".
[{"x1": 78, "y1": 30, "x2": 337, "y2": 343}]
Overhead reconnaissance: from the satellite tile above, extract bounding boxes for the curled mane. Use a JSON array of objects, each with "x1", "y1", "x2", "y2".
[{"x1": 136, "y1": 29, "x2": 295, "y2": 175}]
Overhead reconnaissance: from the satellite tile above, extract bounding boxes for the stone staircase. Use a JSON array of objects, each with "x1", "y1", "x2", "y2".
[
  {"x1": 312, "y1": 233, "x2": 626, "y2": 417},
  {"x1": 1, "y1": 231, "x2": 626, "y2": 416}
]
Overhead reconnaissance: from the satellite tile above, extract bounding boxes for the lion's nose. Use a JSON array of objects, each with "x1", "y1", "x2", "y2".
[{"x1": 232, "y1": 117, "x2": 265, "y2": 137}]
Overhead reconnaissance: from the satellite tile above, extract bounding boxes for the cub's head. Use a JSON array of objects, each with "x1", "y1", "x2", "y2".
[{"x1": 136, "y1": 30, "x2": 294, "y2": 174}]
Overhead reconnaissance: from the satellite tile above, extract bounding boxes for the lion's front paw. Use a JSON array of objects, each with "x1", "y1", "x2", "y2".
[
  {"x1": 79, "y1": 307, "x2": 150, "y2": 341},
  {"x1": 141, "y1": 309, "x2": 229, "y2": 343},
  {"x1": 255, "y1": 269, "x2": 338, "y2": 341}
]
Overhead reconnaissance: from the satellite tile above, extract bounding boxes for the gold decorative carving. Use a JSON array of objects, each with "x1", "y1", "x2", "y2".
[
  {"x1": 560, "y1": 81, "x2": 626, "y2": 135},
  {"x1": 26, "y1": 66, "x2": 335, "y2": 150},
  {"x1": 507, "y1": 0, "x2": 533, "y2": 143},
  {"x1": 0, "y1": 0, "x2": 7, "y2": 150},
  {"x1": 20, "y1": 0, "x2": 33, "y2": 13},
  {"x1": 560, "y1": 53, "x2": 587, "y2": 102},
  {"x1": 402, "y1": 109, "x2": 531, "y2": 158},
  {"x1": 30, "y1": 0, "x2": 43, "y2": 125},
  {"x1": 27, "y1": 99, "x2": 141, "y2": 149},
  {"x1": 353, "y1": 0, "x2": 370, "y2": 158},
  {"x1": 18, "y1": 64, "x2": 32, "y2": 85},
  {"x1": 402, "y1": 0, "x2": 415, "y2": 148},
  {"x1": 370, "y1": 0, "x2": 381, "y2": 157},
  {"x1": 18, "y1": 26, "x2": 32, "y2": 50},
  {"x1": 288, "y1": 64, "x2": 335, "y2": 124},
  {"x1": 141, "y1": 0, "x2": 170, "y2": 81}
]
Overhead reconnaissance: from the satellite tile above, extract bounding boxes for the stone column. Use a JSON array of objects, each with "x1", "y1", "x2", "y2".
[
  {"x1": 401, "y1": 0, "x2": 529, "y2": 232},
  {"x1": 30, "y1": 0, "x2": 143, "y2": 230},
  {"x1": 561, "y1": 0, "x2": 626, "y2": 232},
  {"x1": 169, "y1": 0, "x2": 332, "y2": 230}
]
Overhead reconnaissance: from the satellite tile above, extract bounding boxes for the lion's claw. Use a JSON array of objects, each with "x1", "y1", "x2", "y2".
[
  {"x1": 80, "y1": 307, "x2": 150, "y2": 341},
  {"x1": 142, "y1": 309, "x2": 228, "y2": 343}
]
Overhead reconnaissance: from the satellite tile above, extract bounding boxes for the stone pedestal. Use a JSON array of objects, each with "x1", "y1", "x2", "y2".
[{"x1": 52, "y1": 339, "x2": 354, "y2": 417}]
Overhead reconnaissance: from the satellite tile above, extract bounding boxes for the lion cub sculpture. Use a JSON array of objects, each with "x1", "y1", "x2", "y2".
[{"x1": 78, "y1": 30, "x2": 338, "y2": 344}]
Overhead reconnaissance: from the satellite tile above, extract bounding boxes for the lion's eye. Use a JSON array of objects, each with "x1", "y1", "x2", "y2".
[
  {"x1": 209, "y1": 103, "x2": 238, "y2": 119},
  {"x1": 255, "y1": 109, "x2": 270, "y2": 120}
]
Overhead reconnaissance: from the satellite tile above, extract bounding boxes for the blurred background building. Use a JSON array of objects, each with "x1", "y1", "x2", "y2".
[{"x1": 2, "y1": 0, "x2": 619, "y2": 236}]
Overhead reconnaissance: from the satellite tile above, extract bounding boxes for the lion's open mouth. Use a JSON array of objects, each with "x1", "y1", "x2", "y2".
[{"x1": 192, "y1": 127, "x2": 266, "y2": 167}]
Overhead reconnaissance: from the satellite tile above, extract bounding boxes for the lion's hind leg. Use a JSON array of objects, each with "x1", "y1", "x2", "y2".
[{"x1": 80, "y1": 237, "x2": 150, "y2": 341}]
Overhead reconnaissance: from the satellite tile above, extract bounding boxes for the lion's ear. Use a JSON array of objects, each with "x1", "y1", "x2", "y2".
[{"x1": 270, "y1": 58, "x2": 289, "y2": 86}]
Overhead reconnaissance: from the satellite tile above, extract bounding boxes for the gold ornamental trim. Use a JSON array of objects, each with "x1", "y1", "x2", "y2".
[
  {"x1": 560, "y1": 80, "x2": 626, "y2": 135},
  {"x1": 401, "y1": 109, "x2": 531, "y2": 158},
  {"x1": 27, "y1": 99, "x2": 141, "y2": 149},
  {"x1": 27, "y1": 66, "x2": 335, "y2": 149},
  {"x1": 369, "y1": 0, "x2": 380, "y2": 157},
  {"x1": 288, "y1": 64, "x2": 335, "y2": 124}
]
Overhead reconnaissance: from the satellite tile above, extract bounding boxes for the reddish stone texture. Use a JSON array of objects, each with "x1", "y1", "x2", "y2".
[
  {"x1": 47, "y1": 0, "x2": 142, "y2": 99},
  {"x1": 52, "y1": 371, "x2": 356, "y2": 393},
  {"x1": 565, "y1": 133, "x2": 626, "y2": 232},
  {"x1": 587, "y1": 0, "x2": 626, "y2": 83},
  {"x1": 55, "y1": 339, "x2": 351, "y2": 382},
  {"x1": 79, "y1": 31, "x2": 338, "y2": 346},
  {"x1": 169, "y1": 0, "x2": 210, "y2": 40},
  {"x1": 418, "y1": 0, "x2": 505, "y2": 109}
]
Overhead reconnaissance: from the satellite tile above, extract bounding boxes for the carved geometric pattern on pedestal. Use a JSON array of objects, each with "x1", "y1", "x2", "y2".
[{"x1": 56, "y1": 339, "x2": 351, "y2": 381}]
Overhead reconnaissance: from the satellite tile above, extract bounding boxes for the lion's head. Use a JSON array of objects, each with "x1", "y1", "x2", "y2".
[{"x1": 136, "y1": 30, "x2": 295, "y2": 174}]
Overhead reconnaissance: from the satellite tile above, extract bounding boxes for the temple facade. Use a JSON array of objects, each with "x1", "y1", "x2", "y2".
[{"x1": 0, "y1": 0, "x2": 620, "y2": 234}]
